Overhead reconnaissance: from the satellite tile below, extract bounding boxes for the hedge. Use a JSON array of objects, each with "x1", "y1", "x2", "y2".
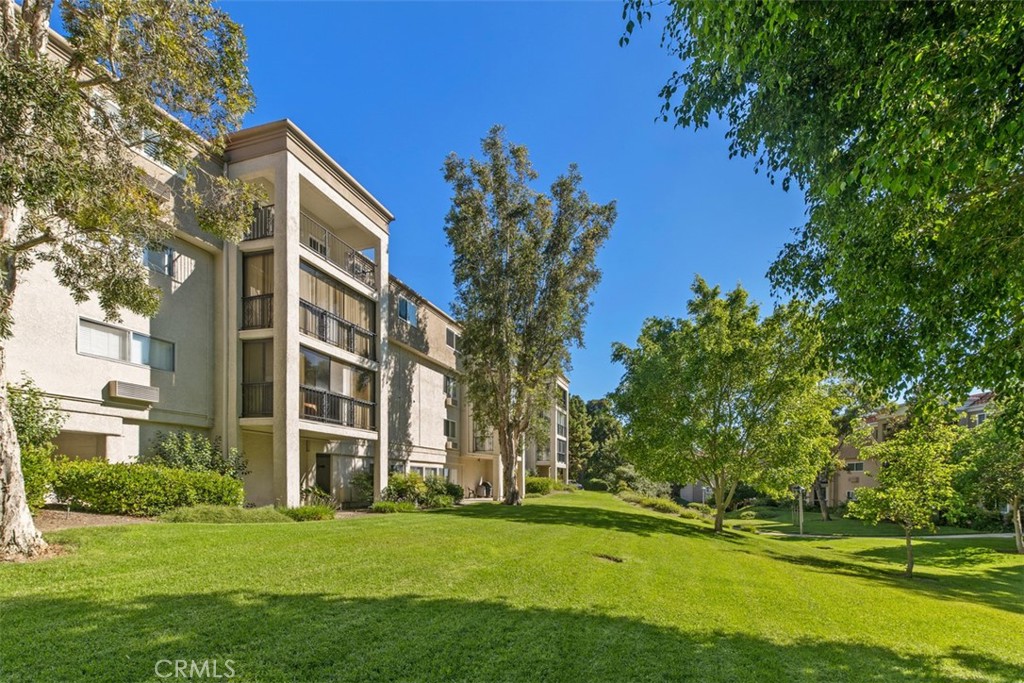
[
  {"x1": 53, "y1": 460, "x2": 244, "y2": 516},
  {"x1": 525, "y1": 477, "x2": 555, "y2": 495}
]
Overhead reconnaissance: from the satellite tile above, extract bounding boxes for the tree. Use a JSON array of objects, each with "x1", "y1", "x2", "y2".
[
  {"x1": 622, "y1": 1, "x2": 1024, "y2": 397},
  {"x1": 8, "y1": 375, "x2": 64, "y2": 511},
  {"x1": 849, "y1": 423, "x2": 962, "y2": 577},
  {"x1": 567, "y1": 394, "x2": 594, "y2": 482},
  {"x1": 443, "y1": 126, "x2": 615, "y2": 505},
  {"x1": 1, "y1": 0, "x2": 259, "y2": 557},
  {"x1": 584, "y1": 397, "x2": 624, "y2": 482},
  {"x1": 959, "y1": 396, "x2": 1024, "y2": 554},
  {"x1": 612, "y1": 276, "x2": 834, "y2": 532},
  {"x1": 140, "y1": 431, "x2": 249, "y2": 481}
]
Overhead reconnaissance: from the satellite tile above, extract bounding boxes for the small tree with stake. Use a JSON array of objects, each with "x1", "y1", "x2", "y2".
[{"x1": 849, "y1": 423, "x2": 962, "y2": 577}]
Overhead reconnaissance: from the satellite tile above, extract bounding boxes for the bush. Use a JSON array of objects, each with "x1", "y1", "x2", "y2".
[
  {"x1": 678, "y1": 508, "x2": 707, "y2": 520},
  {"x1": 279, "y1": 505, "x2": 335, "y2": 522},
  {"x1": 350, "y1": 469, "x2": 376, "y2": 507},
  {"x1": 525, "y1": 477, "x2": 555, "y2": 495},
  {"x1": 140, "y1": 431, "x2": 249, "y2": 480},
  {"x1": 21, "y1": 443, "x2": 57, "y2": 511},
  {"x1": 612, "y1": 464, "x2": 671, "y2": 498},
  {"x1": 422, "y1": 494, "x2": 455, "y2": 509},
  {"x1": 642, "y1": 497, "x2": 684, "y2": 515},
  {"x1": 424, "y1": 474, "x2": 463, "y2": 506},
  {"x1": 687, "y1": 502, "x2": 713, "y2": 515},
  {"x1": 161, "y1": 505, "x2": 293, "y2": 524},
  {"x1": 552, "y1": 481, "x2": 576, "y2": 492},
  {"x1": 617, "y1": 490, "x2": 643, "y2": 504},
  {"x1": 583, "y1": 478, "x2": 609, "y2": 491},
  {"x1": 370, "y1": 501, "x2": 417, "y2": 514},
  {"x1": 52, "y1": 460, "x2": 243, "y2": 516},
  {"x1": 739, "y1": 510, "x2": 757, "y2": 520},
  {"x1": 382, "y1": 472, "x2": 428, "y2": 504},
  {"x1": 951, "y1": 506, "x2": 1010, "y2": 532},
  {"x1": 301, "y1": 486, "x2": 340, "y2": 509}
]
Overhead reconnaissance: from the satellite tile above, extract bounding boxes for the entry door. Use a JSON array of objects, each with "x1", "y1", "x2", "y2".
[{"x1": 315, "y1": 454, "x2": 331, "y2": 493}]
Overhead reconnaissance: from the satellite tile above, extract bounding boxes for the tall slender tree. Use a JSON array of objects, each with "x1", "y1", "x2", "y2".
[
  {"x1": 0, "y1": 0, "x2": 260, "y2": 557},
  {"x1": 613, "y1": 277, "x2": 834, "y2": 532},
  {"x1": 444, "y1": 126, "x2": 615, "y2": 504},
  {"x1": 567, "y1": 394, "x2": 595, "y2": 482}
]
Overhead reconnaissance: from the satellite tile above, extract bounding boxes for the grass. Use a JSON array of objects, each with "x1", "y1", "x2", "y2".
[
  {"x1": 727, "y1": 505, "x2": 983, "y2": 537},
  {"x1": 3, "y1": 492, "x2": 1022, "y2": 682},
  {"x1": 160, "y1": 505, "x2": 295, "y2": 524}
]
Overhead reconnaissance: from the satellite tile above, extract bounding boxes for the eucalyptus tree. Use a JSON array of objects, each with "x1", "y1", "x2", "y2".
[
  {"x1": 621, "y1": 1, "x2": 1024, "y2": 397},
  {"x1": 612, "y1": 277, "x2": 834, "y2": 532},
  {"x1": 0, "y1": 0, "x2": 260, "y2": 557},
  {"x1": 567, "y1": 394, "x2": 595, "y2": 482},
  {"x1": 443, "y1": 126, "x2": 615, "y2": 504}
]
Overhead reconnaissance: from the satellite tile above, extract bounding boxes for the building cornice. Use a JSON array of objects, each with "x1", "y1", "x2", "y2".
[{"x1": 225, "y1": 120, "x2": 395, "y2": 231}]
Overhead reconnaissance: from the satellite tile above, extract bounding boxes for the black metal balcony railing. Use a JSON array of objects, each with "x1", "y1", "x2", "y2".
[
  {"x1": 298, "y1": 300, "x2": 376, "y2": 360},
  {"x1": 300, "y1": 385, "x2": 375, "y2": 430},
  {"x1": 299, "y1": 211, "x2": 376, "y2": 288},
  {"x1": 244, "y1": 205, "x2": 275, "y2": 241},
  {"x1": 242, "y1": 293, "x2": 273, "y2": 329},
  {"x1": 241, "y1": 381, "x2": 273, "y2": 417}
]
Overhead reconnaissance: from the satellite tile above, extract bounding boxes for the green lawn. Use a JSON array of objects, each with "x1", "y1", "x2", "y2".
[
  {"x1": 2, "y1": 492, "x2": 1022, "y2": 682},
  {"x1": 726, "y1": 505, "x2": 983, "y2": 537}
]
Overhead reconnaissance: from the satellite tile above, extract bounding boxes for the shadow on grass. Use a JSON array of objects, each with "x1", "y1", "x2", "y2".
[
  {"x1": 1, "y1": 591, "x2": 1018, "y2": 682},
  {"x1": 436, "y1": 501, "x2": 741, "y2": 541},
  {"x1": 753, "y1": 541, "x2": 1024, "y2": 616}
]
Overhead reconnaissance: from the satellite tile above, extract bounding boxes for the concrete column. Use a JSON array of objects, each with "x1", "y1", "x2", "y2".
[
  {"x1": 373, "y1": 231, "x2": 390, "y2": 500},
  {"x1": 272, "y1": 153, "x2": 301, "y2": 507},
  {"x1": 215, "y1": 242, "x2": 240, "y2": 453}
]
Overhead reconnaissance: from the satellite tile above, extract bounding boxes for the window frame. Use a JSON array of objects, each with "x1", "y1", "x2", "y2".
[
  {"x1": 397, "y1": 296, "x2": 418, "y2": 327},
  {"x1": 77, "y1": 318, "x2": 175, "y2": 372}
]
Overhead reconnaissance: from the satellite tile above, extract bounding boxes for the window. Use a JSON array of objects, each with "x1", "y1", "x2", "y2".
[
  {"x1": 300, "y1": 262, "x2": 375, "y2": 330},
  {"x1": 444, "y1": 375, "x2": 458, "y2": 403},
  {"x1": 242, "y1": 340, "x2": 273, "y2": 383},
  {"x1": 445, "y1": 328, "x2": 462, "y2": 351},
  {"x1": 556, "y1": 410, "x2": 567, "y2": 437},
  {"x1": 78, "y1": 320, "x2": 174, "y2": 371},
  {"x1": 398, "y1": 296, "x2": 417, "y2": 327},
  {"x1": 243, "y1": 252, "x2": 274, "y2": 296},
  {"x1": 559, "y1": 387, "x2": 568, "y2": 408},
  {"x1": 443, "y1": 418, "x2": 458, "y2": 440},
  {"x1": 976, "y1": 413, "x2": 986, "y2": 425},
  {"x1": 556, "y1": 439, "x2": 567, "y2": 463},
  {"x1": 299, "y1": 347, "x2": 375, "y2": 402},
  {"x1": 845, "y1": 461, "x2": 864, "y2": 472},
  {"x1": 143, "y1": 245, "x2": 174, "y2": 277}
]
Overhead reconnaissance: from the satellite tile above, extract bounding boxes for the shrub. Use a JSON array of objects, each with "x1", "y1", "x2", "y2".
[
  {"x1": 552, "y1": 481, "x2": 576, "y2": 492},
  {"x1": 422, "y1": 494, "x2": 455, "y2": 509},
  {"x1": 739, "y1": 510, "x2": 757, "y2": 520},
  {"x1": 642, "y1": 497, "x2": 684, "y2": 515},
  {"x1": 383, "y1": 472, "x2": 428, "y2": 504},
  {"x1": 52, "y1": 460, "x2": 243, "y2": 516},
  {"x1": 141, "y1": 431, "x2": 249, "y2": 480},
  {"x1": 279, "y1": 505, "x2": 335, "y2": 522},
  {"x1": 583, "y1": 478, "x2": 609, "y2": 491},
  {"x1": 687, "y1": 502, "x2": 713, "y2": 515},
  {"x1": 525, "y1": 477, "x2": 555, "y2": 495},
  {"x1": 161, "y1": 505, "x2": 293, "y2": 524},
  {"x1": 617, "y1": 490, "x2": 644, "y2": 504},
  {"x1": 370, "y1": 501, "x2": 417, "y2": 513},
  {"x1": 350, "y1": 469, "x2": 376, "y2": 506},
  {"x1": 301, "y1": 486, "x2": 340, "y2": 509},
  {"x1": 678, "y1": 508, "x2": 707, "y2": 520},
  {"x1": 612, "y1": 464, "x2": 671, "y2": 498},
  {"x1": 424, "y1": 474, "x2": 463, "y2": 506},
  {"x1": 21, "y1": 444, "x2": 57, "y2": 511}
]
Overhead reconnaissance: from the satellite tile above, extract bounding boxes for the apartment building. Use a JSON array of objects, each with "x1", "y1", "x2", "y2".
[
  {"x1": 387, "y1": 277, "x2": 570, "y2": 501},
  {"x1": 8, "y1": 118, "x2": 569, "y2": 507}
]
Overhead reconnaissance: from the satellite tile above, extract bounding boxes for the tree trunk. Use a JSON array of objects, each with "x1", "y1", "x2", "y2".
[
  {"x1": 903, "y1": 527, "x2": 914, "y2": 578},
  {"x1": 712, "y1": 478, "x2": 725, "y2": 533},
  {"x1": 812, "y1": 475, "x2": 831, "y2": 522},
  {"x1": 0, "y1": 347, "x2": 47, "y2": 558},
  {"x1": 499, "y1": 428, "x2": 521, "y2": 506},
  {"x1": 1012, "y1": 497, "x2": 1023, "y2": 555}
]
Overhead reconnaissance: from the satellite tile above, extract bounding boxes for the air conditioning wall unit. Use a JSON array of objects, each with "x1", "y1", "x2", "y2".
[
  {"x1": 445, "y1": 397, "x2": 456, "y2": 407},
  {"x1": 107, "y1": 381, "x2": 160, "y2": 405},
  {"x1": 446, "y1": 440, "x2": 458, "y2": 450}
]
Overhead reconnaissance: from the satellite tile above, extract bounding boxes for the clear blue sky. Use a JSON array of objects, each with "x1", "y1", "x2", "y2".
[{"x1": 223, "y1": 1, "x2": 807, "y2": 401}]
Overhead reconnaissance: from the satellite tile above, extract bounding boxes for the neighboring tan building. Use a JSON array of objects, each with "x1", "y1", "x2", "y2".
[{"x1": 9, "y1": 118, "x2": 569, "y2": 506}]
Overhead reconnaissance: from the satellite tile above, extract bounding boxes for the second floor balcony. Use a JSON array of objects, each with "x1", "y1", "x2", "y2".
[
  {"x1": 242, "y1": 293, "x2": 273, "y2": 330},
  {"x1": 300, "y1": 385, "x2": 375, "y2": 430},
  {"x1": 299, "y1": 300, "x2": 375, "y2": 361}
]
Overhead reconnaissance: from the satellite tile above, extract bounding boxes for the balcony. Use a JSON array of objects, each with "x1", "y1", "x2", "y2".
[
  {"x1": 300, "y1": 385, "x2": 375, "y2": 430},
  {"x1": 299, "y1": 211, "x2": 376, "y2": 288},
  {"x1": 244, "y1": 205, "x2": 275, "y2": 241},
  {"x1": 241, "y1": 381, "x2": 273, "y2": 417},
  {"x1": 242, "y1": 294, "x2": 273, "y2": 329},
  {"x1": 299, "y1": 300, "x2": 375, "y2": 360},
  {"x1": 474, "y1": 435, "x2": 494, "y2": 452}
]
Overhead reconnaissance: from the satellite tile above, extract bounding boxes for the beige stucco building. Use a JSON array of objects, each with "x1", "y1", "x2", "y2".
[{"x1": 9, "y1": 119, "x2": 569, "y2": 506}]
